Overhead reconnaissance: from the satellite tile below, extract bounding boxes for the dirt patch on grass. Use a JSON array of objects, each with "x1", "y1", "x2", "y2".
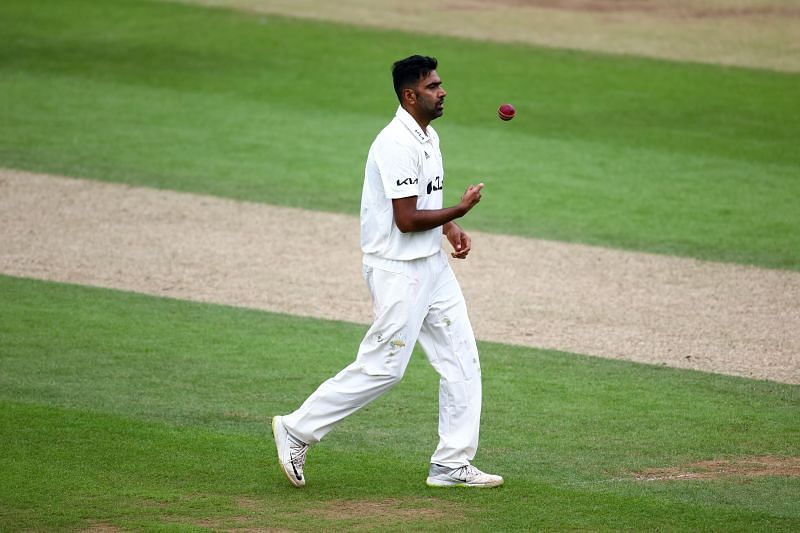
[
  {"x1": 634, "y1": 456, "x2": 800, "y2": 481},
  {"x1": 236, "y1": 497, "x2": 463, "y2": 529},
  {"x1": 173, "y1": 0, "x2": 800, "y2": 72},
  {"x1": 2, "y1": 169, "x2": 799, "y2": 384},
  {"x1": 81, "y1": 525, "x2": 124, "y2": 533}
]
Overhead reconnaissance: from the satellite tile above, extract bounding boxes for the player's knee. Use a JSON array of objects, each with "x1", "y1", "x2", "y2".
[
  {"x1": 357, "y1": 357, "x2": 405, "y2": 380},
  {"x1": 386, "y1": 364, "x2": 407, "y2": 384},
  {"x1": 363, "y1": 361, "x2": 405, "y2": 383}
]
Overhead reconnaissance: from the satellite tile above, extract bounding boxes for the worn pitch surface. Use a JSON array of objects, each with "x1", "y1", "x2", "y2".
[{"x1": 3, "y1": 170, "x2": 798, "y2": 383}]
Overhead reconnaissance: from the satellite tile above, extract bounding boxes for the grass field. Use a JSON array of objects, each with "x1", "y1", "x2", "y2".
[
  {"x1": 1, "y1": 0, "x2": 799, "y2": 530},
  {"x1": 2, "y1": 275, "x2": 798, "y2": 530}
]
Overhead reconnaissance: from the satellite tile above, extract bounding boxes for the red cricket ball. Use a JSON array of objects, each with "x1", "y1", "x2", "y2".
[{"x1": 498, "y1": 103, "x2": 516, "y2": 121}]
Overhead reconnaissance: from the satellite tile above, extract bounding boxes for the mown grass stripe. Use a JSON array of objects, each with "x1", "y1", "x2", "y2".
[{"x1": 0, "y1": 0, "x2": 798, "y2": 268}]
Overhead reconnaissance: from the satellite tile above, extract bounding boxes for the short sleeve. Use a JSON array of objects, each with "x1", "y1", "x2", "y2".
[{"x1": 373, "y1": 139, "x2": 420, "y2": 199}]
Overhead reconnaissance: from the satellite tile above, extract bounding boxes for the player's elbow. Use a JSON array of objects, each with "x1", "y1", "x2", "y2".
[
  {"x1": 396, "y1": 222, "x2": 413, "y2": 233},
  {"x1": 394, "y1": 215, "x2": 415, "y2": 233}
]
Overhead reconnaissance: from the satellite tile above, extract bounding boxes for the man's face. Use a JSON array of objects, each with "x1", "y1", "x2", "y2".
[{"x1": 412, "y1": 70, "x2": 446, "y2": 121}]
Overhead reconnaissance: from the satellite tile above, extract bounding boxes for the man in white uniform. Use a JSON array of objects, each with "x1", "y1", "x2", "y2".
[{"x1": 272, "y1": 55, "x2": 503, "y2": 489}]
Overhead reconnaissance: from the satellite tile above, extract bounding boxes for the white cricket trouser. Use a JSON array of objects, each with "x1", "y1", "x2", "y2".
[{"x1": 282, "y1": 250, "x2": 482, "y2": 468}]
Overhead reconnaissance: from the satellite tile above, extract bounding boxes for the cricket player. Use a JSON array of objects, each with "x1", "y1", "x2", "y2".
[{"x1": 272, "y1": 55, "x2": 503, "y2": 489}]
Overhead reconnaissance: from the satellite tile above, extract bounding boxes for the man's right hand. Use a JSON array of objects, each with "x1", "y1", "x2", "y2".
[{"x1": 459, "y1": 183, "x2": 484, "y2": 213}]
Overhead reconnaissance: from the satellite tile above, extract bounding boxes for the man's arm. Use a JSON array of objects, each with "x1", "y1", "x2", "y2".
[{"x1": 392, "y1": 183, "x2": 484, "y2": 233}]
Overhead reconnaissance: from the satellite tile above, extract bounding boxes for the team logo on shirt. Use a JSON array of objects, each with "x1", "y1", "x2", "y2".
[
  {"x1": 396, "y1": 177, "x2": 418, "y2": 186},
  {"x1": 427, "y1": 176, "x2": 443, "y2": 194}
]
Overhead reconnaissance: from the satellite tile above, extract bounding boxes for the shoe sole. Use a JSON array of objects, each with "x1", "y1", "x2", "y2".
[
  {"x1": 272, "y1": 416, "x2": 305, "y2": 488},
  {"x1": 426, "y1": 477, "x2": 504, "y2": 488}
]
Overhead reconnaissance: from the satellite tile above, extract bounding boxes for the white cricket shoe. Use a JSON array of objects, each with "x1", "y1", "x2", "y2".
[
  {"x1": 272, "y1": 416, "x2": 308, "y2": 487},
  {"x1": 426, "y1": 463, "x2": 504, "y2": 488}
]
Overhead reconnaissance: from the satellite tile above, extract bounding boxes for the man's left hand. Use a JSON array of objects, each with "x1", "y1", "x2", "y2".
[{"x1": 445, "y1": 224, "x2": 472, "y2": 259}]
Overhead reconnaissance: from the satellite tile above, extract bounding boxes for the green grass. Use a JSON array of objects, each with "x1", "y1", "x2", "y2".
[
  {"x1": 2, "y1": 275, "x2": 798, "y2": 531},
  {"x1": 1, "y1": 0, "x2": 799, "y2": 268},
  {"x1": 1, "y1": 1, "x2": 798, "y2": 529}
]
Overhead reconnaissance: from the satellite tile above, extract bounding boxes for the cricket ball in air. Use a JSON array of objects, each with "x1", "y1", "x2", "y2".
[{"x1": 498, "y1": 103, "x2": 516, "y2": 121}]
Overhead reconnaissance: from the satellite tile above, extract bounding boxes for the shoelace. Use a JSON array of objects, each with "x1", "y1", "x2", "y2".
[
  {"x1": 451, "y1": 464, "x2": 479, "y2": 481},
  {"x1": 289, "y1": 438, "x2": 308, "y2": 474}
]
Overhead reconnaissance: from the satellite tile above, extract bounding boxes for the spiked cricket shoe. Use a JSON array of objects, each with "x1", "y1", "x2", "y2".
[
  {"x1": 272, "y1": 416, "x2": 308, "y2": 487},
  {"x1": 426, "y1": 463, "x2": 504, "y2": 488}
]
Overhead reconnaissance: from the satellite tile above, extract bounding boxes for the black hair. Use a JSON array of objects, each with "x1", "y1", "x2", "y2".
[{"x1": 392, "y1": 55, "x2": 438, "y2": 103}]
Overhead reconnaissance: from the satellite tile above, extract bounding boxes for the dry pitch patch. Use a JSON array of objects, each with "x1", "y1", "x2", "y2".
[
  {"x1": 167, "y1": 497, "x2": 465, "y2": 531},
  {"x1": 82, "y1": 497, "x2": 460, "y2": 531},
  {"x1": 2, "y1": 169, "x2": 799, "y2": 384},
  {"x1": 174, "y1": 0, "x2": 800, "y2": 72},
  {"x1": 633, "y1": 455, "x2": 800, "y2": 482}
]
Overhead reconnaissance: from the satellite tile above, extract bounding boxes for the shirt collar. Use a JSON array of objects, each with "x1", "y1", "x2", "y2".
[{"x1": 395, "y1": 105, "x2": 431, "y2": 144}]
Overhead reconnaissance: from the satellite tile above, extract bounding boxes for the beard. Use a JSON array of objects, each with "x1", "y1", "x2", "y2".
[{"x1": 418, "y1": 92, "x2": 444, "y2": 121}]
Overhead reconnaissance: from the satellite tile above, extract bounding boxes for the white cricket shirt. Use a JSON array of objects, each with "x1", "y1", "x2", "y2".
[{"x1": 361, "y1": 106, "x2": 445, "y2": 263}]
